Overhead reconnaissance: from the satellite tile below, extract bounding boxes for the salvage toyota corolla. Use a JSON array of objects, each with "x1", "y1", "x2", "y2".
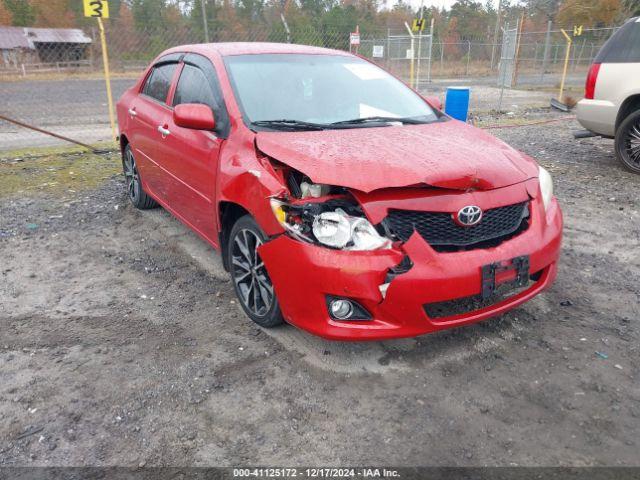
[{"x1": 116, "y1": 43, "x2": 563, "y2": 340}]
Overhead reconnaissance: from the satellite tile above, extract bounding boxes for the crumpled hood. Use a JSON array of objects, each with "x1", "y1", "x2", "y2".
[{"x1": 256, "y1": 120, "x2": 539, "y2": 193}]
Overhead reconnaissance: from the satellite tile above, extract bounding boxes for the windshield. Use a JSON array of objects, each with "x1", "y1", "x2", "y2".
[{"x1": 224, "y1": 54, "x2": 438, "y2": 128}]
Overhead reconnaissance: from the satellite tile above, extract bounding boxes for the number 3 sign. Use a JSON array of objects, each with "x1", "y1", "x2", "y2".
[
  {"x1": 82, "y1": 0, "x2": 116, "y2": 141},
  {"x1": 83, "y1": 0, "x2": 109, "y2": 18}
]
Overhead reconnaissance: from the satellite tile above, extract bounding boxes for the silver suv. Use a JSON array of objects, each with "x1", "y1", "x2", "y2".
[{"x1": 576, "y1": 17, "x2": 640, "y2": 173}]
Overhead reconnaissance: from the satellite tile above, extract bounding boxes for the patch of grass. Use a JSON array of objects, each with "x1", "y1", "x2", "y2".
[
  {"x1": 0, "y1": 141, "x2": 118, "y2": 162},
  {"x1": 0, "y1": 147, "x2": 121, "y2": 199}
]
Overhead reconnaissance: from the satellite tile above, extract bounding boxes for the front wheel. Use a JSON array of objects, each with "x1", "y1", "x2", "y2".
[
  {"x1": 615, "y1": 110, "x2": 640, "y2": 174},
  {"x1": 227, "y1": 215, "x2": 284, "y2": 328}
]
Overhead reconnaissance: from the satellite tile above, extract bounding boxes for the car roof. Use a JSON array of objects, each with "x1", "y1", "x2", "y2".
[{"x1": 172, "y1": 42, "x2": 352, "y2": 57}]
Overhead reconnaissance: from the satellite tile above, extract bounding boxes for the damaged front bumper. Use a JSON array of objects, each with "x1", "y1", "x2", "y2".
[{"x1": 258, "y1": 197, "x2": 562, "y2": 341}]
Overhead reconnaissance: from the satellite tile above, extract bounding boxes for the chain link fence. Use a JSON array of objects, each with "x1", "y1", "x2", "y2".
[{"x1": 0, "y1": 21, "x2": 619, "y2": 152}]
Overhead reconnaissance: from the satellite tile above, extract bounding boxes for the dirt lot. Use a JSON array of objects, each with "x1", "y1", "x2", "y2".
[{"x1": 0, "y1": 113, "x2": 639, "y2": 467}]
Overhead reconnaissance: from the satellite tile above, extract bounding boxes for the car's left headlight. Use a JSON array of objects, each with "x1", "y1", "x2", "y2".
[
  {"x1": 539, "y1": 166, "x2": 554, "y2": 211},
  {"x1": 270, "y1": 199, "x2": 391, "y2": 251}
]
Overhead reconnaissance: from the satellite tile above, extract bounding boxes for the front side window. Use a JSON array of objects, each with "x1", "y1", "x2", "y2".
[
  {"x1": 173, "y1": 64, "x2": 216, "y2": 109},
  {"x1": 224, "y1": 54, "x2": 437, "y2": 127},
  {"x1": 142, "y1": 63, "x2": 177, "y2": 103}
]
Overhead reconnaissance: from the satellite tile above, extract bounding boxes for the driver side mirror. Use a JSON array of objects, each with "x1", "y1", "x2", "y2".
[
  {"x1": 424, "y1": 96, "x2": 443, "y2": 111},
  {"x1": 173, "y1": 103, "x2": 216, "y2": 130}
]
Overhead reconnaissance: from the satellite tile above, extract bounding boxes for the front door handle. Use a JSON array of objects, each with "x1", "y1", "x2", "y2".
[
  {"x1": 128, "y1": 108, "x2": 137, "y2": 117},
  {"x1": 157, "y1": 125, "x2": 170, "y2": 137}
]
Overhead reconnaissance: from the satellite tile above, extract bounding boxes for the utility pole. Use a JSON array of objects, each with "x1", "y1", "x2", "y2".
[
  {"x1": 490, "y1": 0, "x2": 502, "y2": 69},
  {"x1": 512, "y1": 11, "x2": 525, "y2": 86},
  {"x1": 280, "y1": 13, "x2": 291, "y2": 43},
  {"x1": 541, "y1": 20, "x2": 552, "y2": 81},
  {"x1": 201, "y1": 0, "x2": 210, "y2": 43},
  {"x1": 426, "y1": 17, "x2": 434, "y2": 83},
  {"x1": 498, "y1": 23, "x2": 509, "y2": 112},
  {"x1": 415, "y1": 0, "x2": 424, "y2": 90}
]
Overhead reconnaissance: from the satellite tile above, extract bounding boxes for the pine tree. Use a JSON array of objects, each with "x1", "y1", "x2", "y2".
[
  {"x1": 556, "y1": 0, "x2": 623, "y2": 26},
  {"x1": 622, "y1": 0, "x2": 640, "y2": 16},
  {"x1": 3, "y1": 0, "x2": 35, "y2": 26}
]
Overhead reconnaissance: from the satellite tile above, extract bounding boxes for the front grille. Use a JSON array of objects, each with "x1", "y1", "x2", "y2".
[{"x1": 384, "y1": 202, "x2": 529, "y2": 251}]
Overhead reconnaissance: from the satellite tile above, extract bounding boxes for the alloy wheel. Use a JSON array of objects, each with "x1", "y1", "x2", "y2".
[
  {"x1": 624, "y1": 121, "x2": 640, "y2": 168},
  {"x1": 123, "y1": 148, "x2": 140, "y2": 203},
  {"x1": 231, "y1": 229, "x2": 274, "y2": 317}
]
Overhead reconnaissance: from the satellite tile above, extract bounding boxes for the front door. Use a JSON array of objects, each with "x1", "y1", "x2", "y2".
[{"x1": 156, "y1": 54, "x2": 229, "y2": 244}]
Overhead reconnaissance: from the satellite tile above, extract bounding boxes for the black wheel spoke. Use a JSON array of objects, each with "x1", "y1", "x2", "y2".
[
  {"x1": 622, "y1": 120, "x2": 640, "y2": 167},
  {"x1": 256, "y1": 273, "x2": 273, "y2": 294},
  {"x1": 256, "y1": 280, "x2": 272, "y2": 310},
  {"x1": 232, "y1": 255, "x2": 251, "y2": 272},
  {"x1": 252, "y1": 280, "x2": 259, "y2": 312},
  {"x1": 239, "y1": 281, "x2": 251, "y2": 305},
  {"x1": 235, "y1": 234, "x2": 252, "y2": 263},
  {"x1": 231, "y1": 228, "x2": 274, "y2": 318},
  {"x1": 123, "y1": 149, "x2": 140, "y2": 202},
  {"x1": 233, "y1": 269, "x2": 251, "y2": 284}
]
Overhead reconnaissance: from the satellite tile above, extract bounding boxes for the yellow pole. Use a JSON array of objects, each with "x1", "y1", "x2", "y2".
[
  {"x1": 404, "y1": 22, "x2": 415, "y2": 89},
  {"x1": 98, "y1": 17, "x2": 116, "y2": 141},
  {"x1": 410, "y1": 36, "x2": 415, "y2": 88},
  {"x1": 558, "y1": 29, "x2": 572, "y2": 102}
]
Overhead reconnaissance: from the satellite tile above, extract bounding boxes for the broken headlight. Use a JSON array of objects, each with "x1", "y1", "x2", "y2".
[
  {"x1": 270, "y1": 199, "x2": 391, "y2": 251},
  {"x1": 538, "y1": 166, "x2": 554, "y2": 211}
]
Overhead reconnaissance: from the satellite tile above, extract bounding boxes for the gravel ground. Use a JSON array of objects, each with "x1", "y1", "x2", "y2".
[{"x1": 0, "y1": 112, "x2": 639, "y2": 467}]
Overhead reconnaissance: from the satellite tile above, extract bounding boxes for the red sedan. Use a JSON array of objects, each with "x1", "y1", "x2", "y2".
[{"x1": 116, "y1": 43, "x2": 562, "y2": 341}]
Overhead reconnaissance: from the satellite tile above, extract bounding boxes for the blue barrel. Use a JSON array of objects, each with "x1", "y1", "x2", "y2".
[{"x1": 444, "y1": 87, "x2": 470, "y2": 121}]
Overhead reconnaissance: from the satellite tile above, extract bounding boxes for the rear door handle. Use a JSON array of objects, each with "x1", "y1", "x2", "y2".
[
  {"x1": 128, "y1": 108, "x2": 137, "y2": 117},
  {"x1": 157, "y1": 125, "x2": 170, "y2": 137}
]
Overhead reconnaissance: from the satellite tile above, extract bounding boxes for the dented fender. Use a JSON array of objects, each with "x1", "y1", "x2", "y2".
[
  {"x1": 258, "y1": 235, "x2": 404, "y2": 331},
  {"x1": 216, "y1": 133, "x2": 287, "y2": 237}
]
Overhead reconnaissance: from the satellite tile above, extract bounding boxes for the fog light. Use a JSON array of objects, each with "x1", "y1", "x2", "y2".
[
  {"x1": 330, "y1": 299, "x2": 354, "y2": 320},
  {"x1": 326, "y1": 296, "x2": 372, "y2": 321}
]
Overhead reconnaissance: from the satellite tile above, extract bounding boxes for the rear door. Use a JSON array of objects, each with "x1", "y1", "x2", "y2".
[
  {"x1": 157, "y1": 53, "x2": 230, "y2": 243},
  {"x1": 128, "y1": 58, "x2": 180, "y2": 201}
]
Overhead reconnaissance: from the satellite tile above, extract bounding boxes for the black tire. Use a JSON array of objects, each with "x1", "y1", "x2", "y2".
[
  {"x1": 227, "y1": 215, "x2": 284, "y2": 328},
  {"x1": 122, "y1": 144, "x2": 158, "y2": 209},
  {"x1": 615, "y1": 109, "x2": 640, "y2": 174}
]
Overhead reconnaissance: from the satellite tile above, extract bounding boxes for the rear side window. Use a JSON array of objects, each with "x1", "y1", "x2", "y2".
[
  {"x1": 595, "y1": 19, "x2": 640, "y2": 63},
  {"x1": 173, "y1": 64, "x2": 216, "y2": 109},
  {"x1": 142, "y1": 63, "x2": 177, "y2": 103}
]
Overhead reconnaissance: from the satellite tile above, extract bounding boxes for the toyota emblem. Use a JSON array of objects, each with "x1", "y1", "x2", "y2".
[{"x1": 456, "y1": 205, "x2": 483, "y2": 226}]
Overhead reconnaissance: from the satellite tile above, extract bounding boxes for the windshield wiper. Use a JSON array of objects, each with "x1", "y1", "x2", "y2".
[
  {"x1": 251, "y1": 116, "x2": 433, "y2": 132},
  {"x1": 330, "y1": 116, "x2": 432, "y2": 126},
  {"x1": 251, "y1": 119, "x2": 327, "y2": 131}
]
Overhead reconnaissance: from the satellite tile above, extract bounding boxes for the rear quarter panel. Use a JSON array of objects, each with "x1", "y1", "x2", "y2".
[
  {"x1": 595, "y1": 63, "x2": 640, "y2": 109},
  {"x1": 577, "y1": 62, "x2": 640, "y2": 136},
  {"x1": 116, "y1": 87, "x2": 137, "y2": 138}
]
